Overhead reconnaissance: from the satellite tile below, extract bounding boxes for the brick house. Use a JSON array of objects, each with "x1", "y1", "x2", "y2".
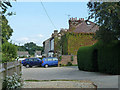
[{"x1": 43, "y1": 17, "x2": 99, "y2": 65}]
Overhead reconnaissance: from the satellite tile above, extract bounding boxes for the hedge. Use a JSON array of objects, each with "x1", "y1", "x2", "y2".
[
  {"x1": 77, "y1": 40, "x2": 120, "y2": 75},
  {"x1": 77, "y1": 46, "x2": 95, "y2": 71},
  {"x1": 96, "y1": 41, "x2": 120, "y2": 74}
]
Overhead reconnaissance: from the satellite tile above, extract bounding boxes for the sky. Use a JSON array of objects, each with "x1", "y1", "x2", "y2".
[{"x1": 7, "y1": 2, "x2": 90, "y2": 46}]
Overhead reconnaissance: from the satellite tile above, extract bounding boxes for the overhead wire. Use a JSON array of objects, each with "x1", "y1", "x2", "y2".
[{"x1": 40, "y1": 1, "x2": 57, "y2": 29}]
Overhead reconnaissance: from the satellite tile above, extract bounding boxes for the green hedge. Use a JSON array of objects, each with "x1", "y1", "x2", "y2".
[
  {"x1": 77, "y1": 46, "x2": 95, "y2": 71},
  {"x1": 96, "y1": 41, "x2": 120, "y2": 74},
  {"x1": 77, "y1": 41, "x2": 120, "y2": 74}
]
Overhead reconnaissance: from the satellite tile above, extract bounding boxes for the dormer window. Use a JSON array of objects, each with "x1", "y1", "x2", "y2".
[{"x1": 86, "y1": 21, "x2": 91, "y2": 25}]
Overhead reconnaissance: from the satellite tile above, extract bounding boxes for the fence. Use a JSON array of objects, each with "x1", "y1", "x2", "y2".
[{"x1": 0, "y1": 61, "x2": 22, "y2": 90}]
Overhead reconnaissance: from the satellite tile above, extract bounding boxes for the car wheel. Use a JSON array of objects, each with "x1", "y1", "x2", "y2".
[
  {"x1": 26, "y1": 64, "x2": 30, "y2": 68},
  {"x1": 44, "y1": 64, "x2": 48, "y2": 68}
]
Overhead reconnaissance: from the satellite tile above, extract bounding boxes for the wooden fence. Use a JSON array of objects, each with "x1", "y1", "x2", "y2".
[{"x1": 0, "y1": 61, "x2": 22, "y2": 90}]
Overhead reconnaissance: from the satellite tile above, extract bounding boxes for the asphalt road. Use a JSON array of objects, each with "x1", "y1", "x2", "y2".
[{"x1": 22, "y1": 66, "x2": 119, "y2": 88}]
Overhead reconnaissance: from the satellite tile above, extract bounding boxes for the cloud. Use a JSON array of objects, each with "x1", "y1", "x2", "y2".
[
  {"x1": 12, "y1": 34, "x2": 45, "y2": 46},
  {"x1": 37, "y1": 34, "x2": 44, "y2": 38}
]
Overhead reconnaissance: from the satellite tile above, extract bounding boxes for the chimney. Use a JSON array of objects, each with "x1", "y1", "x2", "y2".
[
  {"x1": 72, "y1": 17, "x2": 73, "y2": 20},
  {"x1": 54, "y1": 30, "x2": 58, "y2": 34},
  {"x1": 83, "y1": 18, "x2": 84, "y2": 21},
  {"x1": 75, "y1": 17, "x2": 77, "y2": 20}
]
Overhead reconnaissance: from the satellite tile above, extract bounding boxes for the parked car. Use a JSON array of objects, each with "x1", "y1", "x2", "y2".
[
  {"x1": 41, "y1": 57, "x2": 58, "y2": 68},
  {"x1": 22, "y1": 58, "x2": 42, "y2": 68}
]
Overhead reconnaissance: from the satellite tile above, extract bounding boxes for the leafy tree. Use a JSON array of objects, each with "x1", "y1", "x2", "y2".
[
  {"x1": 2, "y1": 42, "x2": 17, "y2": 63},
  {"x1": 24, "y1": 42, "x2": 43, "y2": 55},
  {"x1": 2, "y1": 15, "x2": 13, "y2": 43},
  {"x1": 0, "y1": 1, "x2": 17, "y2": 62},
  {"x1": 87, "y1": 2, "x2": 120, "y2": 42}
]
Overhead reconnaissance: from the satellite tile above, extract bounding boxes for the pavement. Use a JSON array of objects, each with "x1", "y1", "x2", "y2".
[{"x1": 22, "y1": 66, "x2": 119, "y2": 88}]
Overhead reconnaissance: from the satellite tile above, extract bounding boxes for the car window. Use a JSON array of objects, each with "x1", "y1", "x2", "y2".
[
  {"x1": 47, "y1": 58, "x2": 53, "y2": 61},
  {"x1": 29, "y1": 58, "x2": 33, "y2": 61},
  {"x1": 33, "y1": 58, "x2": 39, "y2": 61},
  {"x1": 25, "y1": 59, "x2": 29, "y2": 61},
  {"x1": 53, "y1": 58, "x2": 58, "y2": 61}
]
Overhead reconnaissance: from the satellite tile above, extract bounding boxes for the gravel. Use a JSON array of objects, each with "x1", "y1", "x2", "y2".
[{"x1": 23, "y1": 80, "x2": 97, "y2": 88}]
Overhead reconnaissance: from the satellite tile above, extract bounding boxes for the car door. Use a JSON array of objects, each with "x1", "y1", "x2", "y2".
[
  {"x1": 33, "y1": 58, "x2": 40, "y2": 66},
  {"x1": 53, "y1": 58, "x2": 58, "y2": 66},
  {"x1": 47, "y1": 58, "x2": 53, "y2": 66},
  {"x1": 28, "y1": 58, "x2": 34, "y2": 66}
]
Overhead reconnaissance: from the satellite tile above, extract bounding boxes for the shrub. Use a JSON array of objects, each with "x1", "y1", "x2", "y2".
[
  {"x1": 77, "y1": 40, "x2": 120, "y2": 74},
  {"x1": 66, "y1": 62, "x2": 72, "y2": 66},
  {"x1": 59, "y1": 56, "x2": 62, "y2": 61},
  {"x1": 2, "y1": 42, "x2": 17, "y2": 63},
  {"x1": 2, "y1": 72, "x2": 24, "y2": 90},
  {"x1": 96, "y1": 41, "x2": 120, "y2": 74},
  {"x1": 77, "y1": 46, "x2": 95, "y2": 71},
  {"x1": 71, "y1": 56, "x2": 74, "y2": 61}
]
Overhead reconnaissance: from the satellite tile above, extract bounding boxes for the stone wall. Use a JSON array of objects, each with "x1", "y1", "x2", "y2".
[{"x1": 58, "y1": 55, "x2": 77, "y2": 66}]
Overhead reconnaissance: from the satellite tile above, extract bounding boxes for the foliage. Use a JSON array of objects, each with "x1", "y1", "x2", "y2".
[
  {"x1": 66, "y1": 62, "x2": 72, "y2": 66},
  {"x1": 77, "y1": 46, "x2": 95, "y2": 71},
  {"x1": 87, "y1": 2, "x2": 120, "y2": 42},
  {"x1": 2, "y1": 72, "x2": 24, "y2": 90},
  {"x1": 2, "y1": 15, "x2": 13, "y2": 43},
  {"x1": 61, "y1": 34, "x2": 68, "y2": 55},
  {"x1": 23, "y1": 42, "x2": 43, "y2": 55},
  {"x1": 61, "y1": 32, "x2": 96, "y2": 55},
  {"x1": 2, "y1": 42, "x2": 17, "y2": 63},
  {"x1": 96, "y1": 41, "x2": 120, "y2": 74},
  {"x1": 59, "y1": 56, "x2": 62, "y2": 61},
  {"x1": 77, "y1": 40, "x2": 120, "y2": 74},
  {"x1": 71, "y1": 56, "x2": 74, "y2": 61},
  {"x1": 54, "y1": 37, "x2": 62, "y2": 58}
]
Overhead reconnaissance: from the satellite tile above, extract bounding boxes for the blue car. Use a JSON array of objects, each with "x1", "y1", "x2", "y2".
[
  {"x1": 41, "y1": 57, "x2": 58, "y2": 68},
  {"x1": 22, "y1": 58, "x2": 42, "y2": 68}
]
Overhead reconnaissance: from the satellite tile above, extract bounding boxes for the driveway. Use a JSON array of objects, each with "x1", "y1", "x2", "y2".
[{"x1": 22, "y1": 66, "x2": 119, "y2": 88}]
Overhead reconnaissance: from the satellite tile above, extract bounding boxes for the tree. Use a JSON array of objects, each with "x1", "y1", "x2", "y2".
[
  {"x1": 24, "y1": 42, "x2": 43, "y2": 55},
  {"x1": 2, "y1": 42, "x2": 17, "y2": 63},
  {"x1": 87, "y1": 2, "x2": 120, "y2": 42},
  {"x1": 0, "y1": 1, "x2": 17, "y2": 62}
]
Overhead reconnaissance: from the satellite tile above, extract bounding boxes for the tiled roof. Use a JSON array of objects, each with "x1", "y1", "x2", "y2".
[
  {"x1": 17, "y1": 51, "x2": 29, "y2": 56},
  {"x1": 71, "y1": 21, "x2": 99, "y2": 33}
]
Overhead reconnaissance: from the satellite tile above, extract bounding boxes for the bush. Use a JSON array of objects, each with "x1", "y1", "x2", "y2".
[
  {"x1": 2, "y1": 42, "x2": 17, "y2": 63},
  {"x1": 66, "y1": 62, "x2": 72, "y2": 66},
  {"x1": 2, "y1": 72, "x2": 24, "y2": 90},
  {"x1": 96, "y1": 41, "x2": 120, "y2": 74},
  {"x1": 77, "y1": 46, "x2": 95, "y2": 71},
  {"x1": 77, "y1": 40, "x2": 120, "y2": 74},
  {"x1": 71, "y1": 56, "x2": 74, "y2": 61}
]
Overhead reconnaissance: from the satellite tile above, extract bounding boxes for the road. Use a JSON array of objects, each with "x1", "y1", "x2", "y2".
[{"x1": 22, "y1": 66, "x2": 119, "y2": 88}]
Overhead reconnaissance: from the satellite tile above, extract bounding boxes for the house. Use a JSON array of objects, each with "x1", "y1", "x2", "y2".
[
  {"x1": 61, "y1": 17, "x2": 99, "y2": 55},
  {"x1": 42, "y1": 29, "x2": 67, "y2": 57},
  {"x1": 17, "y1": 51, "x2": 29, "y2": 58},
  {"x1": 43, "y1": 17, "x2": 99, "y2": 58},
  {"x1": 35, "y1": 51, "x2": 42, "y2": 58}
]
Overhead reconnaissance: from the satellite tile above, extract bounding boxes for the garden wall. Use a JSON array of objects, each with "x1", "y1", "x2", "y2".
[{"x1": 58, "y1": 55, "x2": 77, "y2": 66}]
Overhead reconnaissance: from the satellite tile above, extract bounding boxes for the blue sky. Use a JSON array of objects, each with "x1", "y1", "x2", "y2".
[{"x1": 7, "y1": 2, "x2": 89, "y2": 46}]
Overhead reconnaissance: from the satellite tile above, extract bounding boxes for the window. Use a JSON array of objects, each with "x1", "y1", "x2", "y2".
[
  {"x1": 53, "y1": 58, "x2": 58, "y2": 61},
  {"x1": 33, "y1": 58, "x2": 38, "y2": 61},
  {"x1": 29, "y1": 58, "x2": 33, "y2": 61},
  {"x1": 47, "y1": 58, "x2": 53, "y2": 61}
]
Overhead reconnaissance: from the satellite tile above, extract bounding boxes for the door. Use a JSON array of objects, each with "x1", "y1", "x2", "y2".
[
  {"x1": 28, "y1": 58, "x2": 34, "y2": 66},
  {"x1": 52, "y1": 58, "x2": 58, "y2": 66},
  {"x1": 33, "y1": 58, "x2": 40, "y2": 66}
]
